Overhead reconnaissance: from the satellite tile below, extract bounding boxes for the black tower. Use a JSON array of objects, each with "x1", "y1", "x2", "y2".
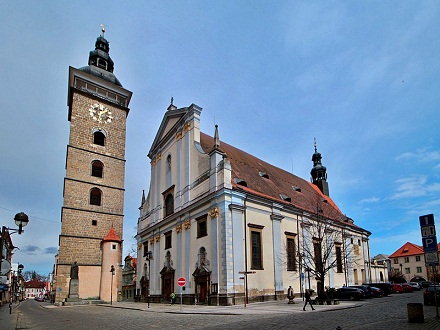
[{"x1": 310, "y1": 140, "x2": 329, "y2": 196}]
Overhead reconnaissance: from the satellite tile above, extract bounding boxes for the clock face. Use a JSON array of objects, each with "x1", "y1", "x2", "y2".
[{"x1": 89, "y1": 103, "x2": 113, "y2": 124}]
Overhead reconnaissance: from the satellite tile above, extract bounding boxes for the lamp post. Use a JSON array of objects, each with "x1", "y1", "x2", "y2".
[
  {"x1": 17, "y1": 264, "x2": 24, "y2": 301},
  {"x1": 110, "y1": 265, "x2": 115, "y2": 305},
  {"x1": 305, "y1": 267, "x2": 311, "y2": 291},
  {"x1": 146, "y1": 251, "x2": 153, "y2": 308}
]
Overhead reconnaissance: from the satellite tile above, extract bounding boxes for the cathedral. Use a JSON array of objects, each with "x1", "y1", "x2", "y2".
[{"x1": 136, "y1": 102, "x2": 372, "y2": 305}]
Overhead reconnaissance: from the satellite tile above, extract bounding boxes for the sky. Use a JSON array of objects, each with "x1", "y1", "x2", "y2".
[{"x1": 1, "y1": 1, "x2": 439, "y2": 277}]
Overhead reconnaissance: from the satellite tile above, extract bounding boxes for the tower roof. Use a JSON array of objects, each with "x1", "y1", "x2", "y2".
[
  {"x1": 102, "y1": 227, "x2": 122, "y2": 243},
  {"x1": 310, "y1": 139, "x2": 329, "y2": 196},
  {"x1": 78, "y1": 33, "x2": 122, "y2": 87}
]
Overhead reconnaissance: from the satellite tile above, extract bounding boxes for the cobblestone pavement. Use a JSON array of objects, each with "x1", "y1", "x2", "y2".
[{"x1": 3, "y1": 291, "x2": 440, "y2": 330}]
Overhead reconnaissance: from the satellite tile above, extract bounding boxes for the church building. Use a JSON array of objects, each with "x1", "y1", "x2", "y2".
[
  {"x1": 136, "y1": 103, "x2": 372, "y2": 305},
  {"x1": 54, "y1": 31, "x2": 132, "y2": 304}
]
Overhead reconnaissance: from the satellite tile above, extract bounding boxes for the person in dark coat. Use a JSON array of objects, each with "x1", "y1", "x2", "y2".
[{"x1": 303, "y1": 289, "x2": 315, "y2": 311}]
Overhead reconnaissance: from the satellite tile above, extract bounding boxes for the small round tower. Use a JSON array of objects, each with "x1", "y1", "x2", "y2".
[{"x1": 100, "y1": 227, "x2": 122, "y2": 302}]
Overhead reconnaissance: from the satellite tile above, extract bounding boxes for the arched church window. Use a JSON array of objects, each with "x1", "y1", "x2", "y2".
[
  {"x1": 164, "y1": 194, "x2": 174, "y2": 217},
  {"x1": 90, "y1": 187, "x2": 102, "y2": 206},
  {"x1": 91, "y1": 160, "x2": 104, "y2": 178}
]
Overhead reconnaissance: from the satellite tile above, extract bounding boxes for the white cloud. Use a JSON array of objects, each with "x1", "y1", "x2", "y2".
[
  {"x1": 396, "y1": 148, "x2": 440, "y2": 163},
  {"x1": 389, "y1": 174, "x2": 440, "y2": 199},
  {"x1": 359, "y1": 197, "x2": 381, "y2": 204}
]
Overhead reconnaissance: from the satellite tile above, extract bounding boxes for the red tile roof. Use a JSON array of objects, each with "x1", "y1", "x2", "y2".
[
  {"x1": 200, "y1": 132, "x2": 366, "y2": 232},
  {"x1": 25, "y1": 279, "x2": 46, "y2": 289},
  {"x1": 389, "y1": 242, "x2": 424, "y2": 258},
  {"x1": 102, "y1": 227, "x2": 121, "y2": 242}
]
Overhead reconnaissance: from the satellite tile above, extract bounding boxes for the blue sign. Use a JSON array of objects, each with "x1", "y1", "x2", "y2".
[
  {"x1": 422, "y1": 236, "x2": 438, "y2": 252},
  {"x1": 420, "y1": 214, "x2": 435, "y2": 227},
  {"x1": 0, "y1": 284, "x2": 8, "y2": 291}
]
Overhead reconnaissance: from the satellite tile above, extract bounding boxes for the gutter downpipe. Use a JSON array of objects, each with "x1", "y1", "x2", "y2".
[
  {"x1": 244, "y1": 197, "x2": 248, "y2": 307},
  {"x1": 298, "y1": 213, "x2": 303, "y2": 299},
  {"x1": 367, "y1": 237, "x2": 372, "y2": 284},
  {"x1": 342, "y1": 228, "x2": 348, "y2": 286}
]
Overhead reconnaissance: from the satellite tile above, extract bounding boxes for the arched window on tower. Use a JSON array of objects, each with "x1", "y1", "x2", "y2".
[
  {"x1": 90, "y1": 187, "x2": 102, "y2": 206},
  {"x1": 164, "y1": 193, "x2": 174, "y2": 217},
  {"x1": 93, "y1": 131, "x2": 106, "y2": 146},
  {"x1": 91, "y1": 160, "x2": 104, "y2": 178}
]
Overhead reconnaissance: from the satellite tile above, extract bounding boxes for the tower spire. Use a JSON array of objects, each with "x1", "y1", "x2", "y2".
[
  {"x1": 310, "y1": 139, "x2": 329, "y2": 196},
  {"x1": 100, "y1": 24, "x2": 106, "y2": 38},
  {"x1": 214, "y1": 124, "x2": 220, "y2": 150}
]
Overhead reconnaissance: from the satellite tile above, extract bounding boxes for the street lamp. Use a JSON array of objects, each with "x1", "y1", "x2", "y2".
[
  {"x1": 110, "y1": 265, "x2": 115, "y2": 305},
  {"x1": 14, "y1": 212, "x2": 29, "y2": 235},
  {"x1": 146, "y1": 251, "x2": 153, "y2": 308}
]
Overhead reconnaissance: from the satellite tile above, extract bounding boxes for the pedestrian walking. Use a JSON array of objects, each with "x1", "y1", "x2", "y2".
[
  {"x1": 303, "y1": 289, "x2": 315, "y2": 311},
  {"x1": 287, "y1": 286, "x2": 294, "y2": 304}
]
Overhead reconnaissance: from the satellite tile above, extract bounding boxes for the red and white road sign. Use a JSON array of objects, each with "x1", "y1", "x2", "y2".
[{"x1": 177, "y1": 277, "x2": 186, "y2": 287}]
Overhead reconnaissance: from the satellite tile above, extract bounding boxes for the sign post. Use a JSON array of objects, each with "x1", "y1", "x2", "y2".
[
  {"x1": 419, "y1": 214, "x2": 439, "y2": 267},
  {"x1": 177, "y1": 277, "x2": 186, "y2": 312},
  {"x1": 238, "y1": 271, "x2": 256, "y2": 307},
  {"x1": 419, "y1": 214, "x2": 439, "y2": 319}
]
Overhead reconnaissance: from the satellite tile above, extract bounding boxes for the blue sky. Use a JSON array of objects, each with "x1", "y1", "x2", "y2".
[{"x1": 1, "y1": 1, "x2": 439, "y2": 276}]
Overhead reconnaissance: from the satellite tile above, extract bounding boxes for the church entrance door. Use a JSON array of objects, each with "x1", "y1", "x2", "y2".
[{"x1": 199, "y1": 282, "x2": 207, "y2": 303}]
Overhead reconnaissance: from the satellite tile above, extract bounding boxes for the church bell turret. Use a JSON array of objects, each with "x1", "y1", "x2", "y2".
[{"x1": 310, "y1": 139, "x2": 329, "y2": 196}]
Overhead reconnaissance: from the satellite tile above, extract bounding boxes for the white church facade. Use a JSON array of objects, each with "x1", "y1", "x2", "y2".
[{"x1": 135, "y1": 103, "x2": 372, "y2": 305}]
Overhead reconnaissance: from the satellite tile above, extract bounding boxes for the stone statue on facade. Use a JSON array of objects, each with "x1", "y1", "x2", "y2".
[{"x1": 70, "y1": 261, "x2": 79, "y2": 279}]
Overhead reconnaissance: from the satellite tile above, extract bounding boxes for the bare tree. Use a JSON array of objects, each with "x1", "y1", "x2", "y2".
[
  {"x1": 388, "y1": 268, "x2": 406, "y2": 283},
  {"x1": 22, "y1": 270, "x2": 44, "y2": 281},
  {"x1": 296, "y1": 197, "x2": 361, "y2": 299}
]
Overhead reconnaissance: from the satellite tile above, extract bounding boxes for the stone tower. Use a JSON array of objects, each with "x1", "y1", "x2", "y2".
[{"x1": 55, "y1": 31, "x2": 132, "y2": 303}]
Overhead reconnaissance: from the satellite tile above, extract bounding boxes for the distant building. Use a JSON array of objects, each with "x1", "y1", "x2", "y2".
[
  {"x1": 122, "y1": 256, "x2": 137, "y2": 301},
  {"x1": 388, "y1": 242, "x2": 438, "y2": 282},
  {"x1": 370, "y1": 254, "x2": 390, "y2": 283},
  {"x1": 0, "y1": 227, "x2": 14, "y2": 305},
  {"x1": 136, "y1": 103, "x2": 372, "y2": 305},
  {"x1": 25, "y1": 279, "x2": 46, "y2": 299}
]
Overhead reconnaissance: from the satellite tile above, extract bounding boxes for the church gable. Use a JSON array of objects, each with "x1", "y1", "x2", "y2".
[{"x1": 148, "y1": 108, "x2": 187, "y2": 157}]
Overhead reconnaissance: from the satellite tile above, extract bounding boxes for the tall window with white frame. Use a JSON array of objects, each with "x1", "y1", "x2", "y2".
[
  {"x1": 335, "y1": 244, "x2": 343, "y2": 273},
  {"x1": 286, "y1": 235, "x2": 296, "y2": 271},
  {"x1": 249, "y1": 224, "x2": 264, "y2": 270},
  {"x1": 197, "y1": 216, "x2": 207, "y2": 238}
]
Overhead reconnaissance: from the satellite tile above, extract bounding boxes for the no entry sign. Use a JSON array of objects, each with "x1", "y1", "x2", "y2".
[{"x1": 177, "y1": 277, "x2": 186, "y2": 287}]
